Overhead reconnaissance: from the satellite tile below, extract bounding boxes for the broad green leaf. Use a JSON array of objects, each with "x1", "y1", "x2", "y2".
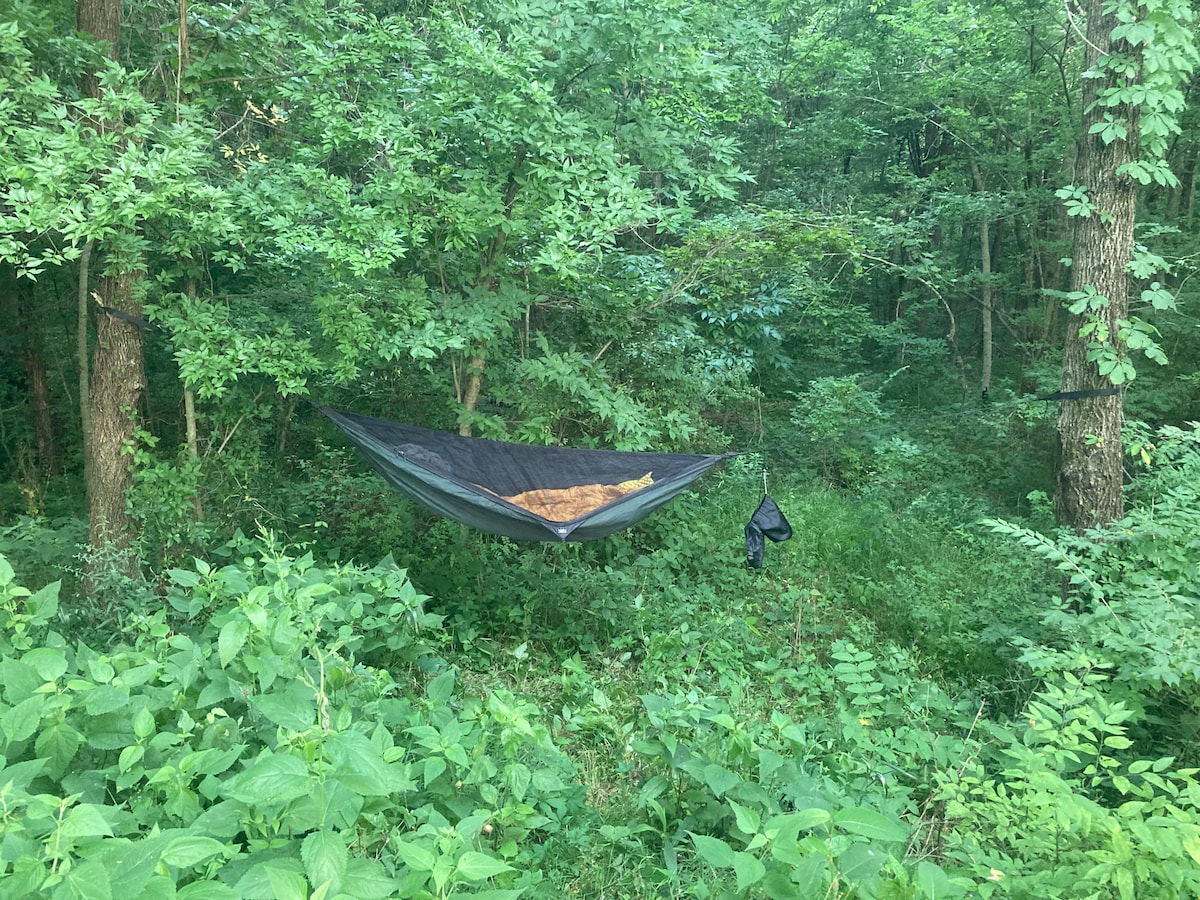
[
  {"x1": 0, "y1": 555, "x2": 13, "y2": 585},
  {"x1": 24, "y1": 647, "x2": 67, "y2": 681},
  {"x1": 703, "y1": 764, "x2": 739, "y2": 797},
  {"x1": 162, "y1": 836, "x2": 228, "y2": 868},
  {"x1": 729, "y1": 799, "x2": 761, "y2": 835},
  {"x1": 169, "y1": 568, "x2": 202, "y2": 588},
  {"x1": 133, "y1": 707, "x2": 155, "y2": 740},
  {"x1": 176, "y1": 884, "x2": 238, "y2": 900},
  {"x1": 35, "y1": 722, "x2": 81, "y2": 776},
  {"x1": 60, "y1": 803, "x2": 113, "y2": 840},
  {"x1": 506, "y1": 761, "x2": 532, "y2": 802},
  {"x1": 218, "y1": 618, "x2": 249, "y2": 669},
  {"x1": 426, "y1": 669, "x2": 455, "y2": 703},
  {"x1": 250, "y1": 688, "x2": 316, "y2": 731},
  {"x1": 914, "y1": 860, "x2": 965, "y2": 898},
  {"x1": 325, "y1": 730, "x2": 415, "y2": 795},
  {"x1": 732, "y1": 851, "x2": 766, "y2": 893},
  {"x1": 228, "y1": 752, "x2": 311, "y2": 804},
  {"x1": 234, "y1": 859, "x2": 306, "y2": 900},
  {"x1": 833, "y1": 807, "x2": 908, "y2": 842},
  {"x1": 1183, "y1": 832, "x2": 1200, "y2": 865},
  {"x1": 3, "y1": 694, "x2": 45, "y2": 743},
  {"x1": 82, "y1": 685, "x2": 129, "y2": 717},
  {"x1": 838, "y1": 842, "x2": 887, "y2": 881},
  {"x1": 455, "y1": 851, "x2": 514, "y2": 882},
  {"x1": 51, "y1": 857, "x2": 112, "y2": 900},
  {"x1": 393, "y1": 839, "x2": 437, "y2": 873},
  {"x1": 302, "y1": 829, "x2": 348, "y2": 893},
  {"x1": 787, "y1": 807, "x2": 833, "y2": 831},
  {"x1": 690, "y1": 832, "x2": 736, "y2": 868},
  {"x1": 340, "y1": 858, "x2": 402, "y2": 899}
]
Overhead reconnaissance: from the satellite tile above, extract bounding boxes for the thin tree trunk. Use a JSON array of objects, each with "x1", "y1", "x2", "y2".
[
  {"x1": 21, "y1": 291, "x2": 59, "y2": 476},
  {"x1": 970, "y1": 160, "x2": 994, "y2": 399},
  {"x1": 77, "y1": 239, "x2": 94, "y2": 490},
  {"x1": 1054, "y1": 0, "x2": 1138, "y2": 531},
  {"x1": 182, "y1": 277, "x2": 202, "y2": 520},
  {"x1": 458, "y1": 349, "x2": 486, "y2": 436}
]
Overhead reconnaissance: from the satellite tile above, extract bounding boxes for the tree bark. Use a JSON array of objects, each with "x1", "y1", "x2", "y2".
[
  {"x1": 2, "y1": 264, "x2": 60, "y2": 478},
  {"x1": 87, "y1": 270, "x2": 146, "y2": 559},
  {"x1": 1054, "y1": 0, "x2": 1138, "y2": 531},
  {"x1": 77, "y1": 240, "x2": 94, "y2": 489},
  {"x1": 77, "y1": 0, "x2": 120, "y2": 102},
  {"x1": 78, "y1": 0, "x2": 148, "y2": 580},
  {"x1": 970, "y1": 160, "x2": 994, "y2": 398}
]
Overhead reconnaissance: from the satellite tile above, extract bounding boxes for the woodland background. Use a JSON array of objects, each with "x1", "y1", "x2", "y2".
[{"x1": 3, "y1": 0, "x2": 1200, "y2": 897}]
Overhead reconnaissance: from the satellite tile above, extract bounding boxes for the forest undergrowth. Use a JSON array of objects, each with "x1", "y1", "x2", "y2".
[{"x1": 3, "y1": 419, "x2": 1200, "y2": 899}]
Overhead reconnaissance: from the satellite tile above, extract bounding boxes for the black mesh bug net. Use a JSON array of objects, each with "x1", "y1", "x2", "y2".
[{"x1": 320, "y1": 407, "x2": 737, "y2": 542}]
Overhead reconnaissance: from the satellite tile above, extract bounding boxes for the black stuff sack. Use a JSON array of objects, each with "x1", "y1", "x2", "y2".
[{"x1": 745, "y1": 495, "x2": 792, "y2": 568}]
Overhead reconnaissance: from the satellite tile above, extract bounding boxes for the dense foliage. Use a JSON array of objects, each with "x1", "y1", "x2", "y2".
[{"x1": 4, "y1": 0, "x2": 1200, "y2": 896}]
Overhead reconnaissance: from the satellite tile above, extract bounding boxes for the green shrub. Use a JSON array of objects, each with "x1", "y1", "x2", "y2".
[{"x1": 0, "y1": 539, "x2": 589, "y2": 898}]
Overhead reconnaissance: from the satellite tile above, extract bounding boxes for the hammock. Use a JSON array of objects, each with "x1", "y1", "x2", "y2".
[{"x1": 320, "y1": 407, "x2": 736, "y2": 541}]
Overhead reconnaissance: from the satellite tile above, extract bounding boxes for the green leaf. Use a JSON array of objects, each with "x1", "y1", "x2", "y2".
[
  {"x1": 455, "y1": 851, "x2": 514, "y2": 882},
  {"x1": 789, "y1": 807, "x2": 833, "y2": 831},
  {"x1": 732, "y1": 851, "x2": 766, "y2": 892},
  {"x1": 169, "y1": 568, "x2": 202, "y2": 588},
  {"x1": 234, "y1": 859, "x2": 306, "y2": 900},
  {"x1": 51, "y1": 858, "x2": 113, "y2": 900},
  {"x1": 3, "y1": 694, "x2": 44, "y2": 743},
  {"x1": 915, "y1": 860, "x2": 965, "y2": 898},
  {"x1": 340, "y1": 858, "x2": 402, "y2": 899},
  {"x1": 218, "y1": 618, "x2": 249, "y2": 669},
  {"x1": 690, "y1": 832, "x2": 736, "y2": 868},
  {"x1": 833, "y1": 807, "x2": 908, "y2": 842},
  {"x1": 176, "y1": 885, "x2": 238, "y2": 900},
  {"x1": 426, "y1": 669, "x2": 455, "y2": 703},
  {"x1": 838, "y1": 842, "x2": 888, "y2": 881},
  {"x1": 393, "y1": 839, "x2": 437, "y2": 873},
  {"x1": 133, "y1": 707, "x2": 155, "y2": 740},
  {"x1": 24, "y1": 646, "x2": 68, "y2": 681},
  {"x1": 228, "y1": 752, "x2": 311, "y2": 804},
  {"x1": 302, "y1": 829, "x2": 348, "y2": 894},
  {"x1": 60, "y1": 804, "x2": 114, "y2": 840},
  {"x1": 729, "y1": 799, "x2": 761, "y2": 836},
  {"x1": 325, "y1": 730, "x2": 415, "y2": 795},
  {"x1": 36, "y1": 722, "x2": 81, "y2": 776},
  {"x1": 162, "y1": 836, "x2": 228, "y2": 868},
  {"x1": 250, "y1": 688, "x2": 316, "y2": 731},
  {"x1": 703, "y1": 764, "x2": 739, "y2": 797},
  {"x1": 507, "y1": 761, "x2": 532, "y2": 802}
]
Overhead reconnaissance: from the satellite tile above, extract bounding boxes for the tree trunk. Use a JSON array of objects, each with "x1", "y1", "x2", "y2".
[
  {"x1": 87, "y1": 270, "x2": 146, "y2": 562},
  {"x1": 458, "y1": 348, "x2": 486, "y2": 436},
  {"x1": 1054, "y1": 0, "x2": 1138, "y2": 531},
  {"x1": 78, "y1": 0, "x2": 149, "y2": 580},
  {"x1": 21, "y1": 292, "x2": 59, "y2": 477},
  {"x1": 970, "y1": 160, "x2": 994, "y2": 398},
  {"x1": 2, "y1": 265, "x2": 60, "y2": 478},
  {"x1": 77, "y1": 0, "x2": 120, "y2": 102}
]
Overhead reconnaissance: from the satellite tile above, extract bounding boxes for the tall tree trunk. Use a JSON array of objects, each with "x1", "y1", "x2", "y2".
[
  {"x1": 19, "y1": 282, "x2": 59, "y2": 477},
  {"x1": 2, "y1": 265, "x2": 60, "y2": 478},
  {"x1": 78, "y1": 0, "x2": 148, "y2": 578},
  {"x1": 1054, "y1": 0, "x2": 1138, "y2": 531},
  {"x1": 970, "y1": 160, "x2": 994, "y2": 398},
  {"x1": 77, "y1": 0, "x2": 120, "y2": 102},
  {"x1": 87, "y1": 270, "x2": 146, "y2": 560}
]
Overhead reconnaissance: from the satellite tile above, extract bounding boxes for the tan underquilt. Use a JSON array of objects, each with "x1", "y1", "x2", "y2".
[{"x1": 501, "y1": 472, "x2": 653, "y2": 522}]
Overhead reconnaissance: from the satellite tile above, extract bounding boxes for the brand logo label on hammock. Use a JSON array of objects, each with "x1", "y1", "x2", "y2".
[{"x1": 556, "y1": 527, "x2": 569, "y2": 535}]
